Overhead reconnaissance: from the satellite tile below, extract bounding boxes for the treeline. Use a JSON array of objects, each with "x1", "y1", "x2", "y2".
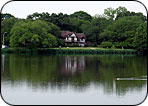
[{"x1": 1, "y1": 6, "x2": 147, "y2": 52}]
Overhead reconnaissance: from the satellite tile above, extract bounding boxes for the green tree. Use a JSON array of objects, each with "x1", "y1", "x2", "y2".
[
  {"x1": 115, "y1": 6, "x2": 128, "y2": 20},
  {"x1": 100, "y1": 16, "x2": 145, "y2": 48},
  {"x1": 1, "y1": 13, "x2": 15, "y2": 21},
  {"x1": 104, "y1": 7, "x2": 116, "y2": 20},
  {"x1": 10, "y1": 20, "x2": 58, "y2": 48},
  {"x1": 1, "y1": 17, "x2": 18, "y2": 46},
  {"x1": 47, "y1": 22, "x2": 61, "y2": 37},
  {"x1": 69, "y1": 18, "x2": 90, "y2": 32},
  {"x1": 132, "y1": 23, "x2": 147, "y2": 51},
  {"x1": 27, "y1": 12, "x2": 42, "y2": 20},
  {"x1": 101, "y1": 42, "x2": 113, "y2": 48},
  {"x1": 115, "y1": 7, "x2": 146, "y2": 21},
  {"x1": 42, "y1": 33, "x2": 57, "y2": 48},
  {"x1": 81, "y1": 17, "x2": 112, "y2": 46},
  {"x1": 70, "y1": 11, "x2": 92, "y2": 21}
]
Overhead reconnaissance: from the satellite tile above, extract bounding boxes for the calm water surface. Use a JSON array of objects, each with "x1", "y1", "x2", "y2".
[{"x1": 1, "y1": 54, "x2": 147, "y2": 105}]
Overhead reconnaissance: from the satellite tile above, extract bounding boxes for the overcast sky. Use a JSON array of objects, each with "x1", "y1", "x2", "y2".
[{"x1": 1, "y1": 1, "x2": 147, "y2": 19}]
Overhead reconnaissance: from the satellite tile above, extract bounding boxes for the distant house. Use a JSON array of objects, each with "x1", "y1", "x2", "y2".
[{"x1": 60, "y1": 31, "x2": 86, "y2": 46}]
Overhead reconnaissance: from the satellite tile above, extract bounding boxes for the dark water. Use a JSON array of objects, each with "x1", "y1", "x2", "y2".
[{"x1": 1, "y1": 54, "x2": 147, "y2": 105}]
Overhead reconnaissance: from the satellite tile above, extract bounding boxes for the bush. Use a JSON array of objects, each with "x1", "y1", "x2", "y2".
[
  {"x1": 101, "y1": 42, "x2": 112, "y2": 48},
  {"x1": 56, "y1": 38, "x2": 65, "y2": 47},
  {"x1": 114, "y1": 42, "x2": 128, "y2": 49},
  {"x1": 68, "y1": 44, "x2": 79, "y2": 47}
]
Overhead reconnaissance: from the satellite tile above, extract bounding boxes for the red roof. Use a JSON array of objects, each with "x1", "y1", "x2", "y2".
[{"x1": 61, "y1": 31, "x2": 85, "y2": 39}]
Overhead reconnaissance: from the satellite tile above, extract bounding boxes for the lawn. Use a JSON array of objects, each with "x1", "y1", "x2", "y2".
[{"x1": 53, "y1": 47, "x2": 133, "y2": 50}]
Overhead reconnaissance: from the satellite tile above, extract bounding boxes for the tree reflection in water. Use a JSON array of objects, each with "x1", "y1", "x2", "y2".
[{"x1": 1, "y1": 54, "x2": 147, "y2": 95}]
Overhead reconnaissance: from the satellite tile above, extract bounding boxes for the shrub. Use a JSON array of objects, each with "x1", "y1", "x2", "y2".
[
  {"x1": 114, "y1": 42, "x2": 128, "y2": 49},
  {"x1": 68, "y1": 44, "x2": 79, "y2": 47},
  {"x1": 101, "y1": 42, "x2": 112, "y2": 48}
]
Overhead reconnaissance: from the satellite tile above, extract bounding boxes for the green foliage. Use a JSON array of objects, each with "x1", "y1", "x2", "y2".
[
  {"x1": 1, "y1": 17, "x2": 18, "y2": 46},
  {"x1": 10, "y1": 20, "x2": 58, "y2": 48},
  {"x1": 1, "y1": 13, "x2": 15, "y2": 21},
  {"x1": 115, "y1": 6, "x2": 128, "y2": 20},
  {"x1": 100, "y1": 16, "x2": 145, "y2": 49},
  {"x1": 101, "y1": 42, "x2": 113, "y2": 48},
  {"x1": 1, "y1": 9, "x2": 147, "y2": 52},
  {"x1": 56, "y1": 38, "x2": 65, "y2": 47},
  {"x1": 27, "y1": 11, "x2": 92, "y2": 32},
  {"x1": 47, "y1": 22, "x2": 61, "y2": 37},
  {"x1": 70, "y1": 11, "x2": 92, "y2": 21},
  {"x1": 104, "y1": 7, "x2": 116, "y2": 20},
  {"x1": 69, "y1": 18, "x2": 90, "y2": 32},
  {"x1": 42, "y1": 33, "x2": 57, "y2": 48},
  {"x1": 132, "y1": 23, "x2": 147, "y2": 51},
  {"x1": 114, "y1": 42, "x2": 128, "y2": 49},
  {"x1": 81, "y1": 17, "x2": 112, "y2": 45}
]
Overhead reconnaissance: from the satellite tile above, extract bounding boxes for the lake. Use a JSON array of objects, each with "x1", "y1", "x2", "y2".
[{"x1": 1, "y1": 54, "x2": 147, "y2": 105}]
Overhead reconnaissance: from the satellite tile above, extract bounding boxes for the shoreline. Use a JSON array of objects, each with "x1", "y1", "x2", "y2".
[{"x1": 1, "y1": 48, "x2": 138, "y2": 55}]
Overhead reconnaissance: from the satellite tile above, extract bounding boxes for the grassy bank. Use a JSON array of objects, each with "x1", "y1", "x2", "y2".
[{"x1": 1, "y1": 47, "x2": 137, "y2": 55}]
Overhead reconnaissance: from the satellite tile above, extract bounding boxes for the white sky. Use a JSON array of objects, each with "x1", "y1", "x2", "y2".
[{"x1": 1, "y1": 1, "x2": 147, "y2": 19}]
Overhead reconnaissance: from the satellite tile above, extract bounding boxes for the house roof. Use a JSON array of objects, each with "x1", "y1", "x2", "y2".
[{"x1": 61, "y1": 31, "x2": 85, "y2": 39}]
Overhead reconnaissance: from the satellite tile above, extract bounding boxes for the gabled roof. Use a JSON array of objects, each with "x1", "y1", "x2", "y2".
[
  {"x1": 61, "y1": 31, "x2": 85, "y2": 39},
  {"x1": 61, "y1": 31, "x2": 73, "y2": 38},
  {"x1": 76, "y1": 33, "x2": 85, "y2": 39}
]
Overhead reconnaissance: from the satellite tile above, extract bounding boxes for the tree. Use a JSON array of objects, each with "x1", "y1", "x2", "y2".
[
  {"x1": 104, "y1": 7, "x2": 116, "y2": 20},
  {"x1": 1, "y1": 13, "x2": 15, "y2": 21},
  {"x1": 115, "y1": 7, "x2": 146, "y2": 21},
  {"x1": 81, "y1": 17, "x2": 112, "y2": 46},
  {"x1": 132, "y1": 23, "x2": 147, "y2": 51},
  {"x1": 27, "y1": 12, "x2": 42, "y2": 20},
  {"x1": 115, "y1": 6, "x2": 128, "y2": 20},
  {"x1": 70, "y1": 11, "x2": 92, "y2": 21},
  {"x1": 47, "y1": 22, "x2": 61, "y2": 37},
  {"x1": 69, "y1": 18, "x2": 90, "y2": 32},
  {"x1": 42, "y1": 33, "x2": 57, "y2": 48},
  {"x1": 1, "y1": 17, "x2": 18, "y2": 46},
  {"x1": 100, "y1": 16, "x2": 145, "y2": 48},
  {"x1": 26, "y1": 11, "x2": 92, "y2": 32},
  {"x1": 10, "y1": 20, "x2": 58, "y2": 48}
]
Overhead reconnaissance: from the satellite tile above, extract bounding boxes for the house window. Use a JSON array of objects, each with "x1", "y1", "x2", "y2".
[
  {"x1": 68, "y1": 37, "x2": 72, "y2": 41},
  {"x1": 74, "y1": 38, "x2": 77, "y2": 41},
  {"x1": 80, "y1": 39, "x2": 85, "y2": 42}
]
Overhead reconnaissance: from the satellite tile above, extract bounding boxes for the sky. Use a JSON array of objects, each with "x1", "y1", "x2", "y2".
[{"x1": 1, "y1": 1, "x2": 147, "y2": 19}]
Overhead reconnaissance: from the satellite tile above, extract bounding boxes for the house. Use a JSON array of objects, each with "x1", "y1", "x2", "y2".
[{"x1": 60, "y1": 31, "x2": 86, "y2": 46}]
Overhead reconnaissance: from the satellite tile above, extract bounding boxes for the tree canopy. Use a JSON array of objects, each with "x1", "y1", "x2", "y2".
[
  {"x1": 1, "y1": 17, "x2": 18, "y2": 46},
  {"x1": 10, "y1": 20, "x2": 58, "y2": 48},
  {"x1": 1, "y1": 13, "x2": 15, "y2": 21},
  {"x1": 100, "y1": 16, "x2": 146, "y2": 48}
]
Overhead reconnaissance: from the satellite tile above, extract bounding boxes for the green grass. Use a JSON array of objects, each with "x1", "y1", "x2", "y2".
[{"x1": 53, "y1": 47, "x2": 133, "y2": 50}]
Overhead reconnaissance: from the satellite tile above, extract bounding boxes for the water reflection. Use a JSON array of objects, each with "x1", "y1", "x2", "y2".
[
  {"x1": 61, "y1": 56, "x2": 85, "y2": 76},
  {"x1": 1, "y1": 54, "x2": 147, "y2": 95}
]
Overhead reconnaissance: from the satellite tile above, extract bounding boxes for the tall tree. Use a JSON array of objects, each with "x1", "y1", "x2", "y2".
[
  {"x1": 81, "y1": 17, "x2": 112, "y2": 46},
  {"x1": 70, "y1": 11, "x2": 92, "y2": 21},
  {"x1": 115, "y1": 6, "x2": 128, "y2": 20},
  {"x1": 132, "y1": 23, "x2": 147, "y2": 51},
  {"x1": 104, "y1": 7, "x2": 116, "y2": 20},
  {"x1": 100, "y1": 16, "x2": 145, "y2": 48},
  {"x1": 1, "y1": 17, "x2": 18, "y2": 46},
  {"x1": 1, "y1": 13, "x2": 15, "y2": 21},
  {"x1": 10, "y1": 20, "x2": 58, "y2": 48}
]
